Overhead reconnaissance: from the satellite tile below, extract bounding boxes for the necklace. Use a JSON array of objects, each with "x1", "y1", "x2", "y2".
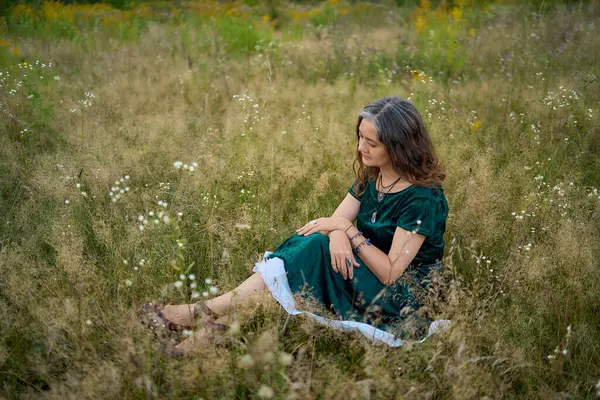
[
  {"x1": 378, "y1": 174, "x2": 399, "y2": 189},
  {"x1": 371, "y1": 174, "x2": 403, "y2": 223},
  {"x1": 376, "y1": 174, "x2": 402, "y2": 202}
]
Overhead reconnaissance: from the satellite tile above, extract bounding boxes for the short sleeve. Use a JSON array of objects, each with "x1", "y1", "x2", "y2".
[
  {"x1": 348, "y1": 179, "x2": 366, "y2": 201},
  {"x1": 396, "y1": 194, "x2": 437, "y2": 237}
]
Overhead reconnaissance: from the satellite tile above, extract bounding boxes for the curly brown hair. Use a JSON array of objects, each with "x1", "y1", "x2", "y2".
[{"x1": 352, "y1": 96, "x2": 445, "y2": 197}]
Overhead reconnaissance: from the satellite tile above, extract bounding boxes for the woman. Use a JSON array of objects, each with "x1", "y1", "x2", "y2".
[{"x1": 142, "y1": 96, "x2": 448, "y2": 354}]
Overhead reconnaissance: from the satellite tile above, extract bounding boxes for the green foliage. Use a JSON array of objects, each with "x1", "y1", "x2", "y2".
[{"x1": 212, "y1": 16, "x2": 274, "y2": 55}]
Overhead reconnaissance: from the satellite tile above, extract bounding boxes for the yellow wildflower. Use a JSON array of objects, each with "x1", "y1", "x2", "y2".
[
  {"x1": 415, "y1": 15, "x2": 426, "y2": 32},
  {"x1": 471, "y1": 119, "x2": 482, "y2": 131},
  {"x1": 411, "y1": 69, "x2": 431, "y2": 84},
  {"x1": 451, "y1": 7, "x2": 462, "y2": 21},
  {"x1": 42, "y1": 2, "x2": 59, "y2": 20}
]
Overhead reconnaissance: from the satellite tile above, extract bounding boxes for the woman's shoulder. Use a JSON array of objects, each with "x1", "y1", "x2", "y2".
[
  {"x1": 400, "y1": 184, "x2": 447, "y2": 215},
  {"x1": 407, "y1": 183, "x2": 445, "y2": 199}
]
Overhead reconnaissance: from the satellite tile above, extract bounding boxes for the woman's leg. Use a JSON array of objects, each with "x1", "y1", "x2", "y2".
[
  {"x1": 204, "y1": 272, "x2": 267, "y2": 314},
  {"x1": 160, "y1": 272, "x2": 267, "y2": 325},
  {"x1": 172, "y1": 274, "x2": 269, "y2": 353}
]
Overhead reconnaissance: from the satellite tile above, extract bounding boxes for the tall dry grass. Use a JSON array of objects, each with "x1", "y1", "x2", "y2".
[{"x1": 1, "y1": 1, "x2": 599, "y2": 398}]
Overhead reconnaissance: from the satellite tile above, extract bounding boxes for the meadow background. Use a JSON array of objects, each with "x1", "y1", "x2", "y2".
[{"x1": 1, "y1": 0, "x2": 600, "y2": 398}]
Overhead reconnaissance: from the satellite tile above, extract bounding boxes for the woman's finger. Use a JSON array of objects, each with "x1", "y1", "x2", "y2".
[
  {"x1": 296, "y1": 225, "x2": 307, "y2": 233},
  {"x1": 297, "y1": 222, "x2": 319, "y2": 234},
  {"x1": 345, "y1": 257, "x2": 354, "y2": 279},
  {"x1": 335, "y1": 254, "x2": 341, "y2": 277},
  {"x1": 297, "y1": 226, "x2": 310, "y2": 235},
  {"x1": 339, "y1": 255, "x2": 348, "y2": 279},
  {"x1": 303, "y1": 224, "x2": 321, "y2": 236},
  {"x1": 331, "y1": 257, "x2": 339, "y2": 274},
  {"x1": 303, "y1": 226, "x2": 318, "y2": 236},
  {"x1": 296, "y1": 222, "x2": 311, "y2": 233},
  {"x1": 343, "y1": 255, "x2": 357, "y2": 279}
]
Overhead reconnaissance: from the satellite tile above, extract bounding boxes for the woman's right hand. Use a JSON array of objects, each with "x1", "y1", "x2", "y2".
[{"x1": 328, "y1": 230, "x2": 360, "y2": 280}]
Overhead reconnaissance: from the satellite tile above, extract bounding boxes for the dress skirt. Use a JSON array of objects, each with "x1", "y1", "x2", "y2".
[{"x1": 253, "y1": 233, "x2": 450, "y2": 347}]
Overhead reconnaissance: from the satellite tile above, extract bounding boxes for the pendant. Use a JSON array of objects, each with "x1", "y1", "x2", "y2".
[
  {"x1": 377, "y1": 192, "x2": 385, "y2": 202},
  {"x1": 371, "y1": 211, "x2": 377, "y2": 223}
]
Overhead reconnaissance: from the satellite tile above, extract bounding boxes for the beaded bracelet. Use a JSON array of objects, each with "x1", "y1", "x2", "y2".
[
  {"x1": 354, "y1": 238, "x2": 372, "y2": 253},
  {"x1": 349, "y1": 231, "x2": 363, "y2": 242},
  {"x1": 343, "y1": 224, "x2": 354, "y2": 234}
]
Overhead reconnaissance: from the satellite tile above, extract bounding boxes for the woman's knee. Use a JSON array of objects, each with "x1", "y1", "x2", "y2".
[{"x1": 299, "y1": 232, "x2": 329, "y2": 246}]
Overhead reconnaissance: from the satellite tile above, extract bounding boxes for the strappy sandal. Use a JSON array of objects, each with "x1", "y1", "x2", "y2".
[
  {"x1": 139, "y1": 301, "x2": 224, "y2": 333},
  {"x1": 160, "y1": 321, "x2": 230, "y2": 359},
  {"x1": 193, "y1": 302, "x2": 229, "y2": 333},
  {"x1": 193, "y1": 301, "x2": 220, "y2": 322},
  {"x1": 139, "y1": 302, "x2": 191, "y2": 335}
]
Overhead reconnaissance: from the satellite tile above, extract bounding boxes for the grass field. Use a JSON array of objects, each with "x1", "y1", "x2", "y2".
[{"x1": 1, "y1": 0, "x2": 600, "y2": 398}]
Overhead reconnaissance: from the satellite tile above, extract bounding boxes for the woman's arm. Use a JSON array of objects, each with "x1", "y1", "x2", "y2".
[
  {"x1": 329, "y1": 193, "x2": 361, "y2": 227},
  {"x1": 344, "y1": 224, "x2": 426, "y2": 285},
  {"x1": 304, "y1": 193, "x2": 360, "y2": 237}
]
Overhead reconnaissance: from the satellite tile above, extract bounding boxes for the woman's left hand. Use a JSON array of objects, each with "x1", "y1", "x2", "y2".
[{"x1": 296, "y1": 217, "x2": 350, "y2": 236}]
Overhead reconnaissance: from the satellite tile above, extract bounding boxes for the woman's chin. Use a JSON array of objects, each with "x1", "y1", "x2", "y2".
[{"x1": 362, "y1": 157, "x2": 376, "y2": 166}]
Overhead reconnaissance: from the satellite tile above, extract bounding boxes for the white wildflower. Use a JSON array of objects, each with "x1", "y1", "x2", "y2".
[
  {"x1": 228, "y1": 320, "x2": 241, "y2": 335},
  {"x1": 237, "y1": 354, "x2": 254, "y2": 369},
  {"x1": 278, "y1": 352, "x2": 293, "y2": 366},
  {"x1": 257, "y1": 385, "x2": 274, "y2": 399}
]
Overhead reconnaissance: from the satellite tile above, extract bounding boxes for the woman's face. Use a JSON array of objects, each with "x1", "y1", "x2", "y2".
[{"x1": 357, "y1": 118, "x2": 391, "y2": 168}]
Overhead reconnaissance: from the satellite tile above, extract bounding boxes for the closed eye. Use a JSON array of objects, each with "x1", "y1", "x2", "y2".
[{"x1": 359, "y1": 134, "x2": 377, "y2": 147}]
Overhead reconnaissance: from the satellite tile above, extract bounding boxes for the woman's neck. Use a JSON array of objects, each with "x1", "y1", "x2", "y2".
[{"x1": 379, "y1": 165, "x2": 403, "y2": 186}]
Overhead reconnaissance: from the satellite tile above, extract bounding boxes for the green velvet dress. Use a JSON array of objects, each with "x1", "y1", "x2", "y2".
[{"x1": 266, "y1": 179, "x2": 448, "y2": 338}]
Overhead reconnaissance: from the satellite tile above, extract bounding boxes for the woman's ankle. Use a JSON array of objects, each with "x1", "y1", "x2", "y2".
[{"x1": 203, "y1": 293, "x2": 232, "y2": 316}]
